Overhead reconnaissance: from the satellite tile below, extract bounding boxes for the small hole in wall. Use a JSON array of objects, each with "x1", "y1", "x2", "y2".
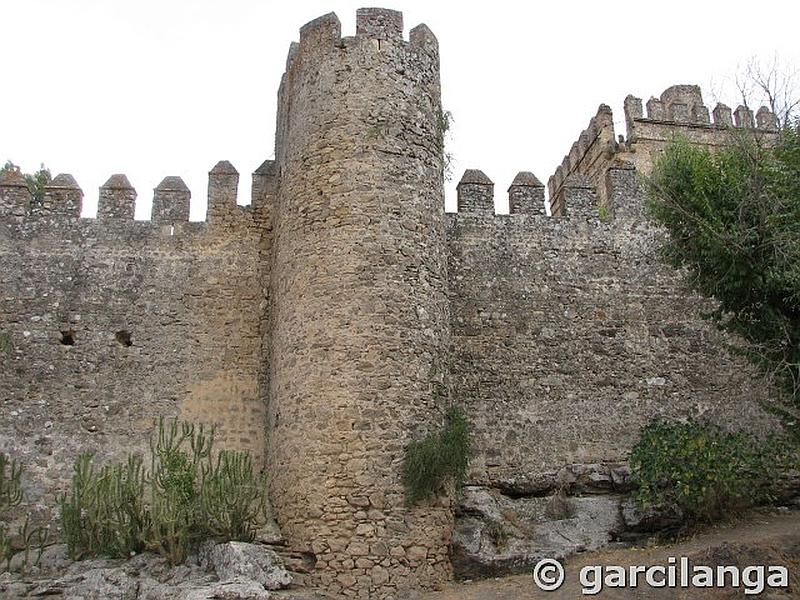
[
  {"x1": 60, "y1": 330, "x2": 75, "y2": 346},
  {"x1": 115, "y1": 330, "x2": 132, "y2": 347}
]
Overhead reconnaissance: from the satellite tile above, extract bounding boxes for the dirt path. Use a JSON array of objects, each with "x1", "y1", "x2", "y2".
[{"x1": 424, "y1": 510, "x2": 800, "y2": 599}]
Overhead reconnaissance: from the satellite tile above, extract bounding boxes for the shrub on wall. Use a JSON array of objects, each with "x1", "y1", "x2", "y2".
[
  {"x1": 60, "y1": 418, "x2": 269, "y2": 565},
  {"x1": 630, "y1": 420, "x2": 796, "y2": 523},
  {"x1": 402, "y1": 406, "x2": 471, "y2": 505},
  {"x1": 1, "y1": 161, "x2": 52, "y2": 202}
]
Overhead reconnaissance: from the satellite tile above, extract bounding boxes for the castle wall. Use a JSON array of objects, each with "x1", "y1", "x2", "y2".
[
  {"x1": 623, "y1": 84, "x2": 780, "y2": 173},
  {"x1": 448, "y1": 165, "x2": 778, "y2": 491},
  {"x1": 265, "y1": 10, "x2": 452, "y2": 598},
  {"x1": 1, "y1": 17, "x2": 792, "y2": 596},
  {"x1": 0, "y1": 166, "x2": 271, "y2": 522}
]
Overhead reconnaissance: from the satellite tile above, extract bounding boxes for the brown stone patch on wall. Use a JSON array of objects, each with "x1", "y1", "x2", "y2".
[{"x1": 183, "y1": 374, "x2": 263, "y2": 464}]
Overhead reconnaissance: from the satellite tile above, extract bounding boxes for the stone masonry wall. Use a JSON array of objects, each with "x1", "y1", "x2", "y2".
[
  {"x1": 0, "y1": 165, "x2": 270, "y2": 526},
  {"x1": 266, "y1": 10, "x2": 452, "y2": 599},
  {"x1": 448, "y1": 164, "x2": 779, "y2": 492}
]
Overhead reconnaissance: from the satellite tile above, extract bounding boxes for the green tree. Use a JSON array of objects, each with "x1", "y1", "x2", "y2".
[
  {"x1": 645, "y1": 127, "x2": 800, "y2": 416},
  {"x1": 1, "y1": 160, "x2": 52, "y2": 202}
]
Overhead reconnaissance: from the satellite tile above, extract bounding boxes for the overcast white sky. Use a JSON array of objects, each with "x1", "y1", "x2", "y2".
[{"x1": 2, "y1": 1, "x2": 799, "y2": 219}]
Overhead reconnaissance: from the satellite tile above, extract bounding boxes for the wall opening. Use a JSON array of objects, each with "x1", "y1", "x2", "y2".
[
  {"x1": 115, "y1": 330, "x2": 133, "y2": 347},
  {"x1": 59, "y1": 330, "x2": 75, "y2": 346}
]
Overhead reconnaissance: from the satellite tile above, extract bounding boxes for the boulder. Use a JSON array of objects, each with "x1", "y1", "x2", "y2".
[
  {"x1": 139, "y1": 579, "x2": 273, "y2": 600},
  {"x1": 199, "y1": 542, "x2": 292, "y2": 591}
]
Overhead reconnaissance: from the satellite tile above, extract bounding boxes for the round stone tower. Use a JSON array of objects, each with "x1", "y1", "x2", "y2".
[{"x1": 267, "y1": 8, "x2": 452, "y2": 599}]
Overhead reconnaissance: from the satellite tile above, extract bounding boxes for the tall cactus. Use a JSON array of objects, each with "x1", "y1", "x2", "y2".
[
  {"x1": 0, "y1": 453, "x2": 23, "y2": 517},
  {"x1": 1, "y1": 453, "x2": 49, "y2": 572},
  {"x1": 200, "y1": 450, "x2": 268, "y2": 542},
  {"x1": 0, "y1": 453, "x2": 23, "y2": 570},
  {"x1": 60, "y1": 418, "x2": 269, "y2": 566}
]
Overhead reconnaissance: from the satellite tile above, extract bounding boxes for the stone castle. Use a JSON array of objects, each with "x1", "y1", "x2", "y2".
[{"x1": 0, "y1": 8, "x2": 785, "y2": 599}]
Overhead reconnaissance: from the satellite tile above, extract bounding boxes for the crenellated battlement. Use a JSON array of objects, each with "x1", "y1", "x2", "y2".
[
  {"x1": 282, "y1": 8, "x2": 438, "y2": 76},
  {"x1": 453, "y1": 169, "x2": 546, "y2": 216},
  {"x1": 0, "y1": 160, "x2": 277, "y2": 237},
  {"x1": 624, "y1": 84, "x2": 779, "y2": 133},
  {"x1": 98, "y1": 174, "x2": 136, "y2": 220},
  {"x1": 621, "y1": 84, "x2": 780, "y2": 174},
  {"x1": 279, "y1": 8, "x2": 438, "y2": 92},
  {"x1": 508, "y1": 171, "x2": 545, "y2": 216},
  {"x1": 275, "y1": 9, "x2": 441, "y2": 196},
  {"x1": 446, "y1": 164, "x2": 642, "y2": 263}
]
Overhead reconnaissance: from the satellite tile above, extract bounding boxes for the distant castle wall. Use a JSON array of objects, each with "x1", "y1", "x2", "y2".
[
  {"x1": 547, "y1": 104, "x2": 617, "y2": 216},
  {"x1": 622, "y1": 84, "x2": 780, "y2": 173},
  {"x1": 447, "y1": 164, "x2": 777, "y2": 491},
  {"x1": 547, "y1": 84, "x2": 780, "y2": 218},
  {"x1": 0, "y1": 163, "x2": 275, "y2": 522}
]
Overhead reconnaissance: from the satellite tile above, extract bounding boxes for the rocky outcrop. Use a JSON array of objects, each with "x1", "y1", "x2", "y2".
[
  {"x1": 199, "y1": 541, "x2": 292, "y2": 591},
  {"x1": 0, "y1": 542, "x2": 314, "y2": 600},
  {"x1": 452, "y1": 484, "x2": 624, "y2": 579},
  {"x1": 451, "y1": 462, "x2": 800, "y2": 580}
]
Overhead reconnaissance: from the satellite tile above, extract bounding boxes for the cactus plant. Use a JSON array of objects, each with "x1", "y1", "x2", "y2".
[{"x1": 60, "y1": 418, "x2": 270, "y2": 565}]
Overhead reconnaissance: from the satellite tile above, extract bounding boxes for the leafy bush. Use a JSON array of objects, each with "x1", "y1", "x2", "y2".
[
  {"x1": 630, "y1": 420, "x2": 796, "y2": 523},
  {"x1": 645, "y1": 128, "x2": 800, "y2": 410},
  {"x1": 402, "y1": 406, "x2": 471, "y2": 505},
  {"x1": 60, "y1": 418, "x2": 269, "y2": 565}
]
